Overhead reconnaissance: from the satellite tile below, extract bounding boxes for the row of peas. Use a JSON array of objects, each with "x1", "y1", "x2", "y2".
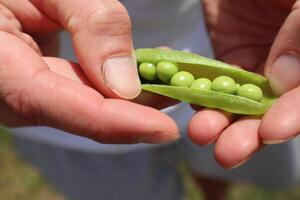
[{"x1": 138, "y1": 61, "x2": 263, "y2": 102}]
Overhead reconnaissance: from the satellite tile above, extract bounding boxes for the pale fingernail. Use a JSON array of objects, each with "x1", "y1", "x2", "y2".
[
  {"x1": 137, "y1": 131, "x2": 180, "y2": 144},
  {"x1": 103, "y1": 56, "x2": 141, "y2": 99},
  {"x1": 204, "y1": 135, "x2": 219, "y2": 146},
  {"x1": 228, "y1": 157, "x2": 251, "y2": 169},
  {"x1": 263, "y1": 135, "x2": 295, "y2": 145},
  {"x1": 266, "y1": 53, "x2": 300, "y2": 95}
]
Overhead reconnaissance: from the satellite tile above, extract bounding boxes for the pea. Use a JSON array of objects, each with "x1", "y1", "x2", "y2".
[
  {"x1": 136, "y1": 48, "x2": 277, "y2": 115},
  {"x1": 170, "y1": 71, "x2": 195, "y2": 87},
  {"x1": 237, "y1": 84, "x2": 263, "y2": 101},
  {"x1": 212, "y1": 76, "x2": 237, "y2": 94},
  {"x1": 191, "y1": 78, "x2": 212, "y2": 90},
  {"x1": 156, "y1": 61, "x2": 179, "y2": 83},
  {"x1": 138, "y1": 63, "x2": 156, "y2": 81}
]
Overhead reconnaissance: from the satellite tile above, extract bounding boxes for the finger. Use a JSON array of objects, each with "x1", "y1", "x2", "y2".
[
  {"x1": 188, "y1": 109, "x2": 232, "y2": 145},
  {"x1": 43, "y1": 58, "x2": 179, "y2": 143},
  {"x1": 264, "y1": 1, "x2": 300, "y2": 95},
  {"x1": 30, "y1": 0, "x2": 141, "y2": 99},
  {"x1": 260, "y1": 86, "x2": 300, "y2": 144},
  {"x1": 0, "y1": 4, "x2": 21, "y2": 30},
  {"x1": 46, "y1": 58, "x2": 178, "y2": 110},
  {"x1": 0, "y1": 32, "x2": 179, "y2": 144},
  {"x1": 29, "y1": 71, "x2": 179, "y2": 144},
  {"x1": 2, "y1": 1, "x2": 139, "y2": 98},
  {"x1": 17, "y1": 32, "x2": 41, "y2": 54},
  {"x1": 214, "y1": 118, "x2": 263, "y2": 169},
  {"x1": 0, "y1": 8, "x2": 41, "y2": 54},
  {"x1": 1, "y1": 0, "x2": 61, "y2": 33},
  {"x1": 43, "y1": 57, "x2": 93, "y2": 86}
]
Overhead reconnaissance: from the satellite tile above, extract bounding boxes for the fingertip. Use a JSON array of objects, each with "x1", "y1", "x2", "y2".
[
  {"x1": 265, "y1": 53, "x2": 300, "y2": 96},
  {"x1": 62, "y1": 0, "x2": 138, "y2": 99},
  {"x1": 214, "y1": 118, "x2": 262, "y2": 168},
  {"x1": 136, "y1": 131, "x2": 180, "y2": 144},
  {"x1": 94, "y1": 99, "x2": 179, "y2": 144},
  {"x1": 103, "y1": 56, "x2": 142, "y2": 99},
  {"x1": 188, "y1": 109, "x2": 232, "y2": 145},
  {"x1": 260, "y1": 89, "x2": 300, "y2": 144}
]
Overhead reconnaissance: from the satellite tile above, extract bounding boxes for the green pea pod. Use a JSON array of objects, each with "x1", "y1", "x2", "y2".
[{"x1": 135, "y1": 48, "x2": 277, "y2": 115}]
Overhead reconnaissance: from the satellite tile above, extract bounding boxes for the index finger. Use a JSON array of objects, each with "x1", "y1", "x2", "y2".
[{"x1": 6, "y1": 0, "x2": 141, "y2": 99}]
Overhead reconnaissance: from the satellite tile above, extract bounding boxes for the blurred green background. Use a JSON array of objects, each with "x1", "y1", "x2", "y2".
[{"x1": 1, "y1": 126, "x2": 300, "y2": 200}]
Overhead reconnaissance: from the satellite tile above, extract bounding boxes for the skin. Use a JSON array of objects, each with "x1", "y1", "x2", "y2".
[
  {"x1": 0, "y1": 0, "x2": 179, "y2": 144},
  {"x1": 189, "y1": 0, "x2": 299, "y2": 168}
]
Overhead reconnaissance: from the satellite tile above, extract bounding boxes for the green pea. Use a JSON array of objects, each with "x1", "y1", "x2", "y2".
[
  {"x1": 237, "y1": 84, "x2": 263, "y2": 101},
  {"x1": 156, "y1": 61, "x2": 179, "y2": 83},
  {"x1": 136, "y1": 48, "x2": 277, "y2": 115},
  {"x1": 191, "y1": 78, "x2": 212, "y2": 90},
  {"x1": 138, "y1": 63, "x2": 156, "y2": 81},
  {"x1": 212, "y1": 76, "x2": 237, "y2": 94},
  {"x1": 170, "y1": 71, "x2": 195, "y2": 87}
]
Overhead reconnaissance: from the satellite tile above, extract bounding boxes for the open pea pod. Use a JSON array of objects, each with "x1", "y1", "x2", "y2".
[{"x1": 135, "y1": 48, "x2": 277, "y2": 115}]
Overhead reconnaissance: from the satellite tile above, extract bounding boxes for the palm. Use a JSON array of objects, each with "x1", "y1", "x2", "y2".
[{"x1": 203, "y1": 0, "x2": 293, "y2": 72}]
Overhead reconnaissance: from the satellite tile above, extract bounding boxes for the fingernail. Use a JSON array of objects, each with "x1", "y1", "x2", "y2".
[
  {"x1": 137, "y1": 131, "x2": 180, "y2": 144},
  {"x1": 204, "y1": 135, "x2": 219, "y2": 146},
  {"x1": 228, "y1": 157, "x2": 251, "y2": 169},
  {"x1": 103, "y1": 56, "x2": 141, "y2": 99},
  {"x1": 266, "y1": 53, "x2": 300, "y2": 95},
  {"x1": 263, "y1": 135, "x2": 295, "y2": 145}
]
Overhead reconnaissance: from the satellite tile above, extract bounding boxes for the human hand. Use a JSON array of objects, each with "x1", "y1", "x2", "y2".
[
  {"x1": 0, "y1": 0, "x2": 179, "y2": 144},
  {"x1": 189, "y1": 0, "x2": 298, "y2": 168}
]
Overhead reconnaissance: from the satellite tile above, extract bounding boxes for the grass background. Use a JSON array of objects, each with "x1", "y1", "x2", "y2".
[{"x1": 1, "y1": 126, "x2": 300, "y2": 200}]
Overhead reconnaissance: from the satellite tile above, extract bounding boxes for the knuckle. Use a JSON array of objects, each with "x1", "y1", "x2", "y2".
[
  {"x1": 0, "y1": 4, "x2": 21, "y2": 33},
  {"x1": 292, "y1": 1, "x2": 300, "y2": 11},
  {"x1": 2, "y1": 84, "x2": 40, "y2": 125},
  {"x1": 0, "y1": 67, "x2": 50, "y2": 126},
  {"x1": 20, "y1": 33, "x2": 35, "y2": 45},
  {"x1": 88, "y1": 3, "x2": 131, "y2": 36},
  {"x1": 0, "y1": 4, "x2": 13, "y2": 19},
  {"x1": 0, "y1": 4, "x2": 20, "y2": 28},
  {"x1": 11, "y1": 18, "x2": 22, "y2": 31},
  {"x1": 0, "y1": 13, "x2": 16, "y2": 33},
  {"x1": 68, "y1": 1, "x2": 131, "y2": 37}
]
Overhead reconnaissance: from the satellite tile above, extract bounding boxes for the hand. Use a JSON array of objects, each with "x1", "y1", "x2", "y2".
[
  {"x1": 0, "y1": 0, "x2": 179, "y2": 144},
  {"x1": 189, "y1": 0, "x2": 298, "y2": 168}
]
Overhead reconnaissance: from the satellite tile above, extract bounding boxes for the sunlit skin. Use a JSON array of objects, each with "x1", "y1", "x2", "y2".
[
  {"x1": 0, "y1": 0, "x2": 179, "y2": 144},
  {"x1": 189, "y1": 0, "x2": 300, "y2": 168}
]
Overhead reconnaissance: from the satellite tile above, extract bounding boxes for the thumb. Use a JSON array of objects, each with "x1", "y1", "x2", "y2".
[
  {"x1": 265, "y1": 2, "x2": 300, "y2": 96},
  {"x1": 32, "y1": 0, "x2": 141, "y2": 99}
]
